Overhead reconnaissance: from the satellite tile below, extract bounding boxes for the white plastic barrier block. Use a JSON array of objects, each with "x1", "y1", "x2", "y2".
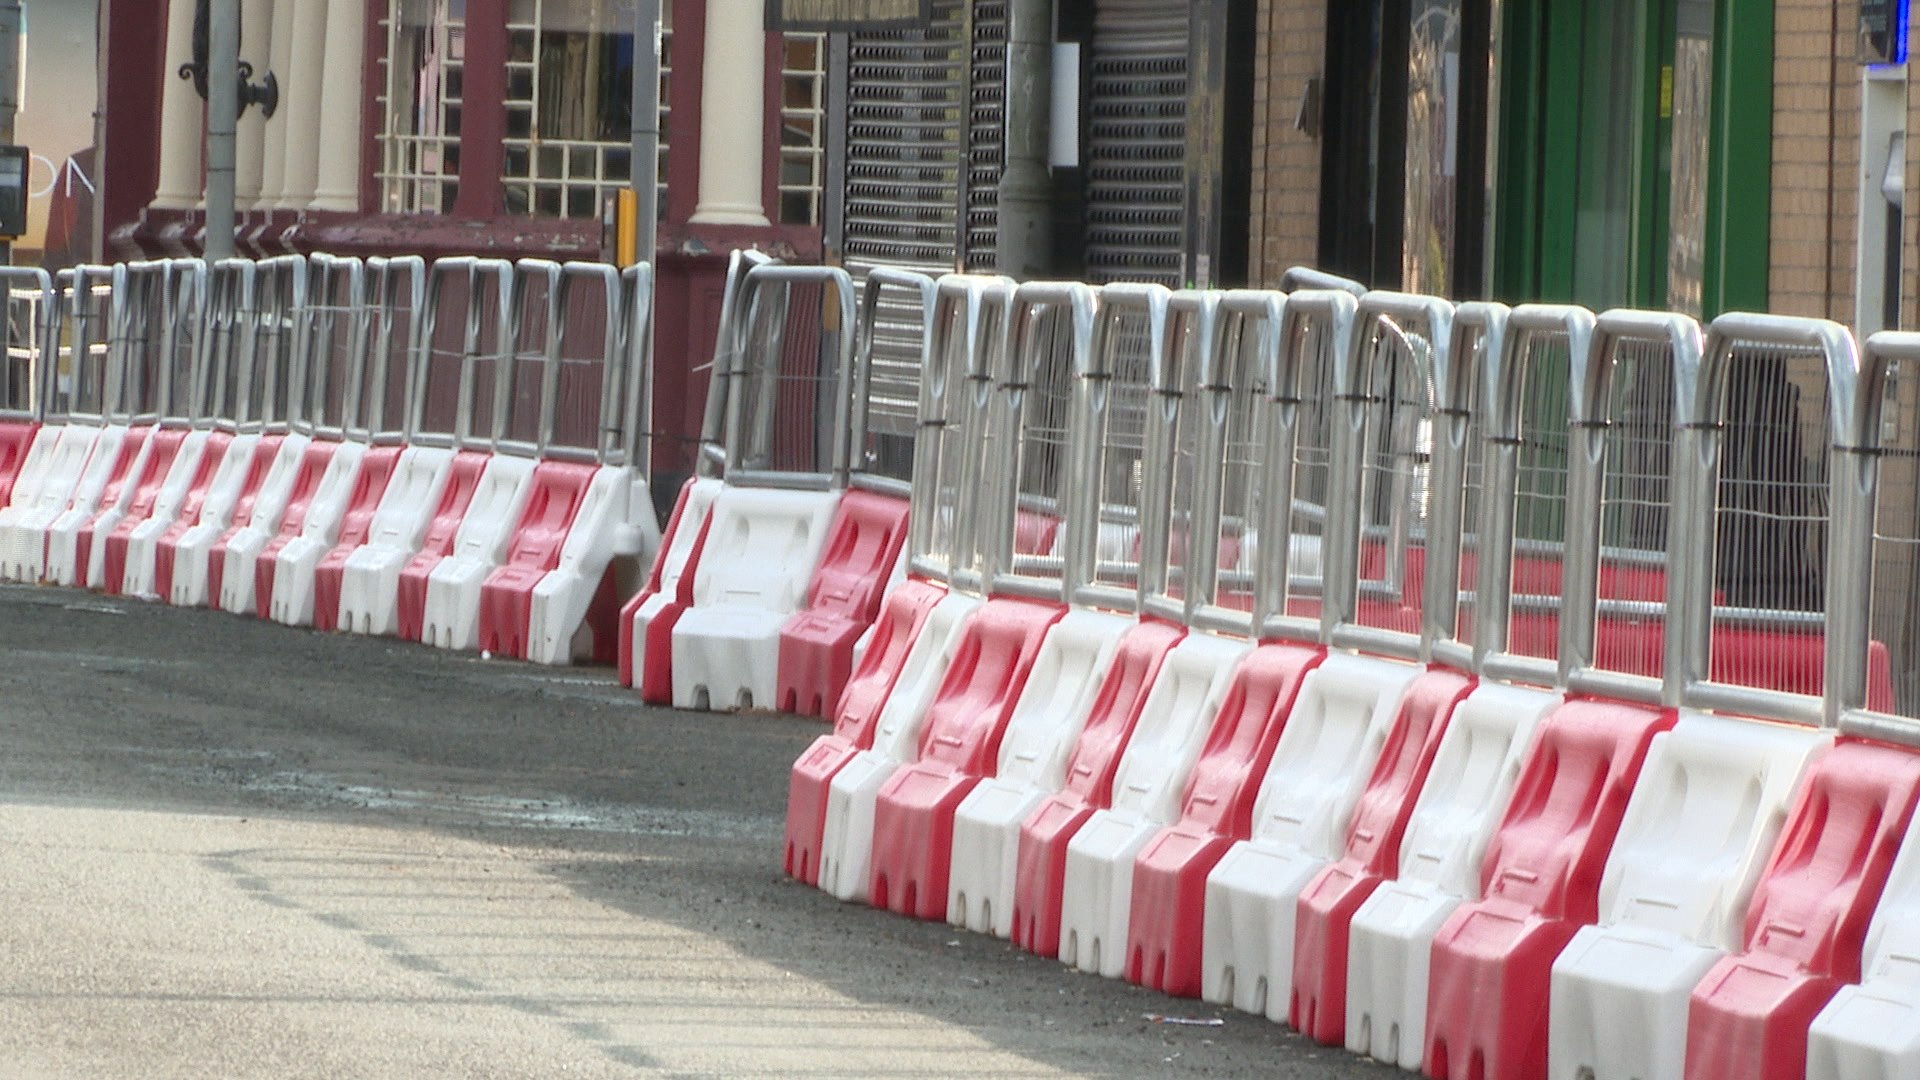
[
  {"x1": 1200, "y1": 651, "x2": 1420, "y2": 1020},
  {"x1": 669, "y1": 487, "x2": 842, "y2": 710},
  {"x1": 421, "y1": 454, "x2": 536, "y2": 651},
  {"x1": 119, "y1": 429, "x2": 214, "y2": 598},
  {"x1": 22, "y1": 426, "x2": 128, "y2": 585},
  {"x1": 218, "y1": 433, "x2": 316, "y2": 614},
  {"x1": 1805, "y1": 771, "x2": 1920, "y2": 1080},
  {"x1": 853, "y1": 543, "x2": 912, "y2": 669},
  {"x1": 336, "y1": 445, "x2": 456, "y2": 636},
  {"x1": 628, "y1": 477, "x2": 723, "y2": 692},
  {"x1": 1344, "y1": 683, "x2": 1559, "y2": 1070},
  {"x1": 267, "y1": 442, "x2": 369, "y2": 626},
  {"x1": 1, "y1": 424, "x2": 65, "y2": 520},
  {"x1": 527, "y1": 465, "x2": 658, "y2": 665},
  {"x1": 1058, "y1": 633, "x2": 1252, "y2": 977},
  {"x1": 167, "y1": 434, "x2": 265, "y2": 607},
  {"x1": 0, "y1": 424, "x2": 99, "y2": 581},
  {"x1": 947, "y1": 608, "x2": 1134, "y2": 936},
  {"x1": 46, "y1": 428, "x2": 148, "y2": 589},
  {"x1": 1548, "y1": 712, "x2": 1825, "y2": 1080},
  {"x1": 816, "y1": 589, "x2": 984, "y2": 903}
]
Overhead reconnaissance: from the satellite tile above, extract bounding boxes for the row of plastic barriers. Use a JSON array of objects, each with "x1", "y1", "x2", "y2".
[
  {"x1": 638, "y1": 259, "x2": 1920, "y2": 1080},
  {"x1": 0, "y1": 254, "x2": 661, "y2": 664}
]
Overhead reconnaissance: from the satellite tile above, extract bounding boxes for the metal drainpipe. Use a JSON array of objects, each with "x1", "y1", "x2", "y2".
[{"x1": 997, "y1": 0, "x2": 1054, "y2": 279}]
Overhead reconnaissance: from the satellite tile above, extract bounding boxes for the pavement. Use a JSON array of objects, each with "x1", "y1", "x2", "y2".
[{"x1": 0, "y1": 582, "x2": 1397, "y2": 1078}]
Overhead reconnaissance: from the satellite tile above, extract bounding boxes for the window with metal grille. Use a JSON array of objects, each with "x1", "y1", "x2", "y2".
[
  {"x1": 377, "y1": 0, "x2": 466, "y2": 214},
  {"x1": 501, "y1": 0, "x2": 670, "y2": 221},
  {"x1": 780, "y1": 34, "x2": 828, "y2": 225}
]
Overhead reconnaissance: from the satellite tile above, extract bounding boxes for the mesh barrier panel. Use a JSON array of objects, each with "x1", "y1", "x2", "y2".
[
  {"x1": 1502, "y1": 326, "x2": 1573, "y2": 664},
  {"x1": 502, "y1": 267, "x2": 554, "y2": 450},
  {"x1": 1084, "y1": 301, "x2": 1155, "y2": 595},
  {"x1": 1451, "y1": 319, "x2": 1489, "y2": 649},
  {"x1": 163, "y1": 265, "x2": 205, "y2": 421},
  {"x1": 1867, "y1": 348, "x2": 1920, "y2": 717},
  {"x1": 206, "y1": 264, "x2": 249, "y2": 425},
  {"x1": 552, "y1": 269, "x2": 619, "y2": 457},
  {"x1": 1004, "y1": 301, "x2": 1076, "y2": 581},
  {"x1": 1278, "y1": 307, "x2": 1340, "y2": 623},
  {"x1": 1205, "y1": 305, "x2": 1272, "y2": 617},
  {"x1": 1704, "y1": 340, "x2": 1833, "y2": 697},
  {"x1": 1350, "y1": 311, "x2": 1439, "y2": 639},
  {"x1": 914, "y1": 281, "x2": 1003, "y2": 581},
  {"x1": 1591, "y1": 337, "x2": 1675, "y2": 677},
  {"x1": 1156, "y1": 301, "x2": 1207, "y2": 611},
  {"x1": 734, "y1": 279, "x2": 842, "y2": 475},
  {"x1": 60, "y1": 271, "x2": 114, "y2": 420},
  {"x1": 307, "y1": 260, "x2": 362, "y2": 434},
  {"x1": 854, "y1": 273, "x2": 932, "y2": 486},
  {"x1": 356, "y1": 259, "x2": 421, "y2": 441},
  {"x1": 417, "y1": 266, "x2": 475, "y2": 442},
  {"x1": 0, "y1": 278, "x2": 47, "y2": 417}
]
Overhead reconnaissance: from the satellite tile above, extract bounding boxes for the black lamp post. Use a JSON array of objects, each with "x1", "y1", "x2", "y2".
[{"x1": 177, "y1": 0, "x2": 278, "y2": 120}]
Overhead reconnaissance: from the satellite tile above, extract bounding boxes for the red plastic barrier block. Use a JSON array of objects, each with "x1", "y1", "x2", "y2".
[
  {"x1": 101, "y1": 429, "x2": 189, "y2": 594},
  {"x1": 868, "y1": 597, "x2": 1064, "y2": 919},
  {"x1": 620, "y1": 478, "x2": 698, "y2": 688},
  {"x1": 783, "y1": 576, "x2": 947, "y2": 886},
  {"x1": 1423, "y1": 698, "x2": 1676, "y2": 1080},
  {"x1": 311, "y1": 446, "x2": 400, "y2": 631},
  {"x1": 395, "y1": 451, "x2": 488, "y2": 642},
  {"x1": 776, "y1": 489, "x2": 912, "y2": 717},
  {"x1": 1013, "y1": 509, "x2": 1058, "y2": 557},
  {"x1": 1011, "y1": 618, "x2": 1187, "y2": 957},
  {"x1": 477, "y1": 460, "x2": 597, "y2": 659},
  {"x1": 251, "y1": 441, "x2": 338, "y2": 618},
  {"x1": 1291, "y1": 667, "x2": 1476, "y2": 1043},
  {"x1": 1126, "y1": 642, "x2": 1324, "y2": 997},
  {"x1": 1683, "y1": 738, "x2": 1920, "y2": 1080},
  {"x1": 0, "y1": 420, "x2": 38, "y2": 508}
]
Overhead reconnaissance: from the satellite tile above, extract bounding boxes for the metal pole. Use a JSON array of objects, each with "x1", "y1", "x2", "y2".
[
  {"x1": 0, "y1": 0, "x2": 20, "y2": 267},
  {"x1": 630, "y1": 0, "x2": 662, "y2": 266},
  {"x1": 205, "y1": 0, "x2": 240, "y2": 260}
]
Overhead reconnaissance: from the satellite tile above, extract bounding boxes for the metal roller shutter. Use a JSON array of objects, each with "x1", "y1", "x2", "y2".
[
  {"x1": 1085, "y1": 0, "x2": 1189, "y2": 287},
  {"x1": 840, "y1": 1, "x2": 1006, "y2": 443}
]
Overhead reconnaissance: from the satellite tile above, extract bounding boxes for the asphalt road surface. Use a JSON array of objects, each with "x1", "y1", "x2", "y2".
[{"x1": 0, "y1": 582, "x2": 1400, "y2": 1079}]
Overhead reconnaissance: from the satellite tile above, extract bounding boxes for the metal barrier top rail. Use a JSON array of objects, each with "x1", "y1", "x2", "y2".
[
  {"x1": 910, "y1": 273, "x2": 1014, "y2": 593},
  {"x1": 0, "y1": 266, "x2": 55, "y2": 423}
]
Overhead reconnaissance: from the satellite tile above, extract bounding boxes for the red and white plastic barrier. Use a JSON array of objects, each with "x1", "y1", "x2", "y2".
[
  {"x1": 391, "y1": 449, "x2": 489, "y2": 640},
  {"x1": 328, "y1": 446, "x2": 461, "y2": 635},
  {"x1": 1808, "y1": 805, "x2": 1920, "y2": 1080},
  {"x1": 619, "y1": 476, "x2": 722, "y2": 700},
  {"x1": 49, "y1": 427, "x2": 150, "y2": 588},
  {"x1": 162, "y1": 433, "x2": 279, "y2": 607},
  {"x1": 420, "y1": 454, "x2": 535, "y2": 650},
  {"x1": 106, "y1": 429, "x2": 216, "y2": 596},
  {"x1": 1125, "y1": 641, "x2": 1324, "y2": 996},
  {"x1": 0, "y1": 424, "x2": 100, "y2": 581},
  {"x1": 1056, "y1": 634, "x2": 1252, "y2": 977},
  {"x1": 945, "y1": 608, "x2": 1134, "y2": 936},
  {"x1": 1546, "y1": 712, "x2": 1826, "y2": 1080},
  {"x1": 1343, "y1": 683, "x2": 1559, "y2": 1070},
  {"x1": 474, "y1": 459, "x2": 600, "y2": 660},
  {"x1": 0, "y1": 419, "x2": 39, "y2": 507},
  {"x1": 124, "y1": 430, "x2": 233, "y2": 599},
  {"x1": 218, "y1": 435, "x2": 330, "y2": 615},
  {"x1": 1199, "y1": 653, "x2": 1421, "y2": 1017},
  {"x1": 669, "y1": 487, "x2": 842, "y2": 711},
  {"x1": 266, "y1": 442, "x2": 389, "y2": 626},
  {"x1": 776, "y1": 489, "x2": 913, "y2": 716},
  {"x1": 525, "y1": 464, "x2": 655, "y2": 665}
]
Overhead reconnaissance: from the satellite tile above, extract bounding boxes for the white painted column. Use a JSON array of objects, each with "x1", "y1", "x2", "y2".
[
  {"x1": 689, "y1": 0, "x2": 771, "y2": 226},
  {"x1": 151, "y1": 0, "x2": 204, "y2": 210},
  {"x1": 272, "y1": 0, "x2": 330, "y2": 210},
  {"x1": 256, "y1": 0, "x2": 296, "y2": 208},
  {"x1": 234, "y1": 0, "x2": 275, "y2": 208},
  {"x1": 309, "y1": 1, "x2": 367, "y2": 212}
]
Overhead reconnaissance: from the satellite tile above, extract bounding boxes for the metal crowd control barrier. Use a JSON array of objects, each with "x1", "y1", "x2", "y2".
[
  {"x1": 303, "y1": 253, "x2": 365, "y2": 439},
  {"x1": 911, "y1": 274, "x2": 1013, "y2": 593},
  {"x1": 726, "y1": 264, "x2": 857, "y2": 490},
  {"x1": 1437, "y1": 301, "x2": 1508, "y2": 674},
  {"x1": 1183, "y1": 289, "x2": 1289, "y2": 635},
  {"x1": 205, "y1": 260, "x2": 264, "y2": 431},
  {"x1": 251, "y1": 255, "x2": 310, "y2": 430},
  {"x1": 413, "y1": 256, "x2": 512, "y2": 451},
  {"x1": 1476, "y1": 305, "x2": 1594, "y2": 692},
  {"x1": 1147, "y1": 290, "x2": 1226, "y2": 629},
  {"x1": 695, "y1": 248, "x2": 776, "y2": 480},
  {"x1": 1330, "y1": 291, "x2": 1459, "y2": 662},
  {"x1": 851, "y1": 267, "x2": 937, "y2": 498},
  {"x1": 618, "y1": 263, "x2": 654, "y2": 475},
  {"x1": 0, "y1": 267, "x2": 54, "y2": 422},
  {"x1": 988, "y1": 281, "x2": 1098, "y2": 604},
  {"x1": 1260, "y1": 288, "x2": 1357, "y2": 645},
  {"x1": 1069, "y1": 282, "x2": 1169, "y2": 615},
  {"x1": 1673, "y1": 313, "x2": 1859, "y2": 726},
  {"x1": 1844, "y1": 330, "x2": 1920, "y2": 744},
  {"x1": 53, "y1": 265, "x2": 116, "y2": 422},
  {"x1": 109, "y1": 260, "x2": 205, "y2": 426},
  {"x1": 502, "y1": 260, "x2": 636, "y2": 465},
  {"x1": 352, "y1": 256, "x2": 425, "y2": 444},
  {"x1": 1280, "y1": 266, "x2": 1367, "y2": 297}
]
